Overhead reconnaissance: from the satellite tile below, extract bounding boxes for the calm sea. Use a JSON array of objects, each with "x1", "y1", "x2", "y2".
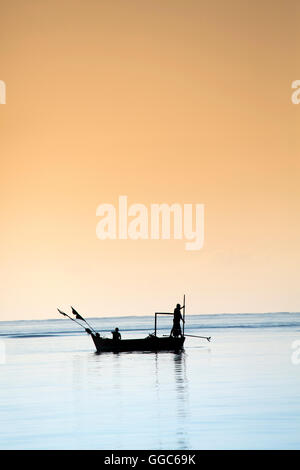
[{"x1": 0, "y1": 313, "x2": 299, "y2": 449}]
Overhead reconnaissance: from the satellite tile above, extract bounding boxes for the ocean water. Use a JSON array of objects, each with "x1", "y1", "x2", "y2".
[{"x1": 0, "y1": 313, "x2": 300, "y2": 450}]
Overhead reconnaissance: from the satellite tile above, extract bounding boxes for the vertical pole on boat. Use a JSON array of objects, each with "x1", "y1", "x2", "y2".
[
  {"x1": 183, "y1": 294, "x2": 185, "y2": 337},
  {"x1": 155, "y1": 313, "x2": 157, "y2": 337}
]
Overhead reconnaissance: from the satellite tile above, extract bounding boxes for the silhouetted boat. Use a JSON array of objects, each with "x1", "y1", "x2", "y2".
[
  {"x1": 58, "y1": 296, "x2": 211, "y2": 353},
  {"x1": 89, "y1": 332, "x2": 185, "y2": 353}
]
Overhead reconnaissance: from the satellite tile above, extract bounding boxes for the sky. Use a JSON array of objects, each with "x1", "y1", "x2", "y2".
[{"x1": 0, "y1": 0, "x2": 299, "y2": 320}]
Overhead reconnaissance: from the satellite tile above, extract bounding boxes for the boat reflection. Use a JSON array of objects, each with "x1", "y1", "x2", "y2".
[{"x1": 154, "y1": 351, "x2": 190, "y2": 449}]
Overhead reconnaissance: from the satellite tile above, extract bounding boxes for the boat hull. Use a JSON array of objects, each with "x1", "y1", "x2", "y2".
[{"x1": 90, "y1": 334, "x2": 185, "y2": 353}]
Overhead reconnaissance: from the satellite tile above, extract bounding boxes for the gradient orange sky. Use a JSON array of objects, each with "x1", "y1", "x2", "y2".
[{"x1": 1, "y1": 0, "x2": 299, "y2": 320}]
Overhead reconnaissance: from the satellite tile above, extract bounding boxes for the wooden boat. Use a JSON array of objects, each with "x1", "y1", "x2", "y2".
[
  {"x1": 89, "y1": 332, "x2": 185, "y2": 353},
  {"x1": 57, "y1": 296, "x2": 211, "y2": 353}
]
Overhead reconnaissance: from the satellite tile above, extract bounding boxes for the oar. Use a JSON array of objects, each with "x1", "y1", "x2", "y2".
[
  {"x1": 57, "y1": 308, "x2": 92, "y2": 334},
  {"x1": 70, "y1": 306, "x2": 98, "y2": 335},
  {"x1": 163, "y1": 333, "x2": 211, "y2": 342},
  {"x1": 184, "y1": 333, "x2": 211, "y2": 342}
]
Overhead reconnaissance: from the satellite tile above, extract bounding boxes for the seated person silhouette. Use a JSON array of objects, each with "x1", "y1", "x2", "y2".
[{"x1": 111, "y1": 327, "x2": 121, "y2": 341}]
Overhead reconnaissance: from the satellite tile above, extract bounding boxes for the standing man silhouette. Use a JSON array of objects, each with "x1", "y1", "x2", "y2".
[{"x1": 171, "y1": 303, "x2": 185, "y2": 338}]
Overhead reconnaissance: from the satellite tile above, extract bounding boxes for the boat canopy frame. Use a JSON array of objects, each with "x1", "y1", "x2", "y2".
[{"x1": 154, "y1": 295, "x2": 185, "y2": 337}]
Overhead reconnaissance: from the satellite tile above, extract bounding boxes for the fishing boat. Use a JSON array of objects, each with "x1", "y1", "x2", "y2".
[
  {"x1": 57, "y1": 296, "x2": 211, "y2": 353},
  {"x1": 89, "y1": 332, "x2": 185, "y2": 353}
]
